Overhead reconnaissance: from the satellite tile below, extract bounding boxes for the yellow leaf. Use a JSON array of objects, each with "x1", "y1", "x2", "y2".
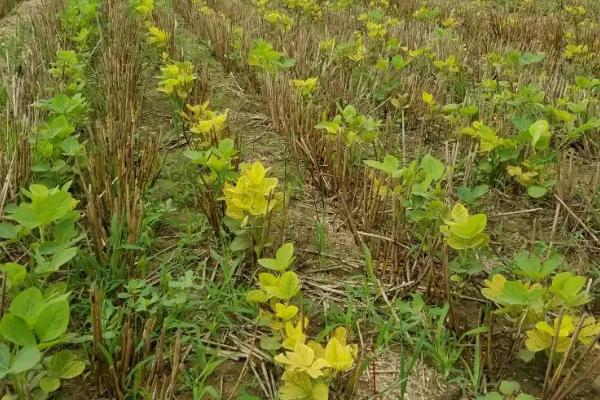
[
  {"x1": 307, "y1": 340, "x2": 325, "y2": 360},
  {"x1": 331, "y1": 327, "x2": 347, "y2": 346},
  {"x1": 246, "y1": 289, "x2": 267, "y2": 303},
  {"x1": 526, "y1": 315, "x2": 576, "y2": 353},
  {"x1": 579, "y1": 317, "x2": 600, "y2": 345},
  {"x1": 282, "y1": 320, "x2": 306, "y2": 350},
  {"x1": 275, "y1": 303, "x2": 299, "y2": 320},
  {"x1": 324, "y1": 337, "x2": 354, "y2": 371},
  {"x1": 535, "y1": 315, "x2": 574, "y2": 337},
  {"x1": 422, "y1": 91, "x2": 435, "y2": 106},
  {"x1": 525, "y1": 328, "x2": 551, "y2": 352},
  {"x1": 279, "y1": 372, "x2": 329, "y2": 400},
  {"x1": 481, "y1": 274, "x2": 506, "y2": 303},
  {"x1": 275, "y1": 343, "x2": 329, "y2": 378}
]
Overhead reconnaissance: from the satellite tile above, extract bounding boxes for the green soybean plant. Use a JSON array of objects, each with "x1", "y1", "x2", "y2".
[{"x1": 0, "y1": 284, "x2": 84, "y2": 399}]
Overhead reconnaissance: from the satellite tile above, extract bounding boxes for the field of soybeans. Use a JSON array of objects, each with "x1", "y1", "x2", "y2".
[{"x1": 1, "y1": 0, "x2": 599, "y2": 399}]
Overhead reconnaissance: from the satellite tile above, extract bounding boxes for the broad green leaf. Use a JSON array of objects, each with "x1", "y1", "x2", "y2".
[
  {"x1": 518, "y1": 52, "x2": 545, "y2": 65},
  {"x1": 449, "y1": 214, "x2": 487, "y2": 239},
  {"x1": 60, "y1": 136, "x2": 80, "y2": 156},
  {"x1": 514, "y1": 252, "x2": 561, "y2": 281},
  {"x1": 282, "y1": 320, "x2": 306, "y2": 350},
  {"x1": 46, "y1": 350, "x2": 85, "y2": 379},
  {"x1": 497, "y1": 280, "x2": 540, "y2": 305},
  {"x1": 527, "y1": 186, "x2": 547, "y2": 198},
  {"x1": 9, "y1": 346, "x2": 41, "y2": 374},
  {"x1": 482, "y1": 393, "x2": 502, "y2": 400},
  {"x1": 450, "y1": 203, "x2": 469, "y2": 222},
  {"x1": 518, "y1": 349, "x2": 535, "y2": 362},
  {"x1": 239, "y1": 389, "x2": 262, "y2": 400},
  {"x1": 10, "y1": 185, "x2": 77, "y2": 230},
  {"x1": 528, "y1": 120, "x2": 551, "y2": 150},
  {"x1": 40, "y1": 376, "x2": 61, "y2": 393},
  {"x1": 276, "y1": 243, "x2": 294, "y2": 268},
  {"x1": 315, "y1": 120, "x2": 341, "y2": 135},
  {"x1": 258, "y1": 242, "x2": 295, "y2": 271},
  {"x1": 391, "y1": 55, "x2": 409, "y2": 70},
  {"x1": 279, "y1": 372, "x2": 313, "y2": 400},
  {"x1": 34, "y1": 299, "x2": 70, "y2": 342},
  {"x1": 260, "y1": 335, "x2": 282, "y2": 351},
  {"x1": 499, "y1": 380, "x2": 520, "y2": 395},
  {"x1": 39, "y1": 246, "x2": 78, "y2": 274},
  {"x1": 420, "y1": 154, "x2": 444, "y2": 182},
  {"x1": 0, "y1": 314, "x2": 36, "y2": 346},
  {"x1": 550, "y1": 272, "x2": 589, "y2": 307},
  {"x1": 515, "y1": 394, "x2": 536, "y2": 400},
  {"x1": 0, "y1": 223, "x2": 22, "y2": 240},
  {"x1": 0, "y1": 263, "x2": 27, "y2": 287},
  {"x1": 270, "y1": 271, "x2": 301, "y2": 301},
  {"x1": 230, "y1": 234, "x2": 251, "y2": 251},
  {"x1": 578, "y1": 317, "x2": 600, "y2": 345},
  {"x1": 9, "y1": 287, "x2": 43, "y2": 324},
  {"x1": 364, "y1": 154, "x2": 401, "y2": 177},
  {"x1": 567, "y1": 99, "x2": 589, "y2": 114},
  {"x1": 457, "y1": 185, "x2": 488, "y2": 204}
]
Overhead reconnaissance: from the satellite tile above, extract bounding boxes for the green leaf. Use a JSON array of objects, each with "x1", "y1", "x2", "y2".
[
  {"x1": 238, "y1": 389, "x2": 262, "y2": 400},
  {"x1": 420, "y1": 154, "x2": 444, "y2": 182},
  {"x1": 567, "y1": 99, "x2": 589, "y2": 114},
  {"x1": 457, "y1": 184, "x2": 489, "y2": 204},
  {"x1": 34, "y1": 299, "x2": 70, "y2": 342},
  {"x1": 260, "y1": 335, "x2": 282, "y2": 351},
  {"x1": 42, "y1": 115, "x2": 74, "y2": 140},
  {"x1": 449, "y1": 214, "x2": 487, "y2": 239},
  {"x1": 364, "y1": 154, "x2": 401, "y2": 177},
  {"x1": 258, "y1": 243, "x2": 295, "y2": 271},
  {"x1": 518, "y1": 349, "x2": 535, "y2": 362},
  {"x1": 391, "y1": 55, "x2": 409, "y2": 70},
  {"x1": 258, "y1": 272, "x2": 278, "y2": 288},
  {"x1": 9, "y1": 287, "x2": 43, "y2": 324},
  {"x1": 46, "y1": 350, "x2": 85, "y2": 379},
  {"x1": 514, "y1": 251, "x2": 561, "y2": 281},
  {"x1": 497, "y1": 280, "x2": 541, "y2": 305},
  {"x1": 0, "y1": 222, "x2": 22, "y2": 240},
  {"x1": 528, "y1": 120, "x2": 551, "y2": 150},
  {"x1": 40, "y1": 376, "x2": 61, "y2": 393},
  {"x1": 527, "y1": 186, "x2": 547, "y2": 198},
  {"x1": 0, "y1": 343, "x2": 10, "y2": 378},
  {"x1": 499, "y1": 380, "x2": 520, "y2": 395},
  {"x1": 550, "y1": 272, "x2": 589, "y2": 307},
  {"x1": 246, "y1": 289, "x2": 268, "y2": 303},
  {"x1": 60, "y1": 136, "x2": 80, "y2": 156},
  {"x1": 10, "y1": 185, "x2": 76, "y2": 230},
  {"x1": 269, "y1": 271, "x2": 301, "y2": 301},
  {"x1": 315, "y1": 120, "x2": 341, "y2": 134},
  {"x1": 518, "y1": 52, "x2": 545, "y2": 66},
  {"x1": 9, "y1": 346, "x2": 41, "y2": 374},
  {"x1": 230, "y1": 234, "x2": 252, "y2": 252},
  {"x1": 0, "y1": 263, "x2": 27, "y2": 287},
  {"x1": 515, "y1": 394, "x2": 536, "y2": 400},
  {"x1": 276, "y1": 242, "x2": 294, "y2": 268},
  {"x1": 482, "y1": 393, "x2": 503, "y2": 400},
  {"x1": 0, "y1": 314, "x2": 37, "y2": 346},
  {"x1": 36, "y1": 246, "x2": 78, "y2": 274}
]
